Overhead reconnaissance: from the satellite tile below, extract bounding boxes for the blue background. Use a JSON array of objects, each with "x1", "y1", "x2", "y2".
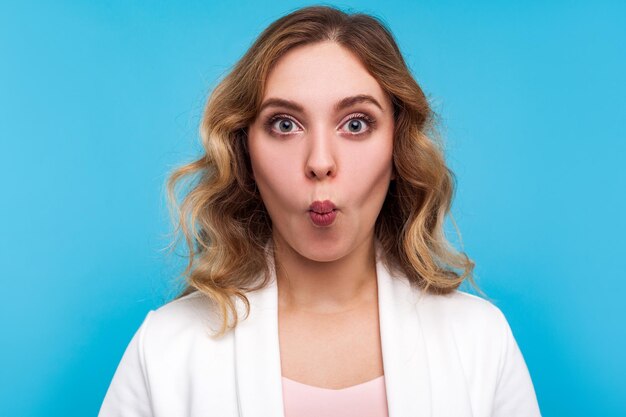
[{"x1": 1, "y1": 0, "x2": 624, "y2": 415}]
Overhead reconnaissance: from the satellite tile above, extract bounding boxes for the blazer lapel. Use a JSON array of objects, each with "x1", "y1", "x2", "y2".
[
  {"x1": 233, "y1": 244, "x2": 285, "y2": 417},
  {"x1": 376, "y1": 243, "x2": 474, "y2": 417},
  {"x1": 376, "y1": 244, "x2": 433, "y2": 417}
]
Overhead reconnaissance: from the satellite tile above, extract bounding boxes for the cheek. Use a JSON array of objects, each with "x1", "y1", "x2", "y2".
[
  {"x1": 343, "y1": 141, "x2": 394, "y2": 203},
  {"x1": 249, "y1": 144, "x2": 300, "y2": 206}
]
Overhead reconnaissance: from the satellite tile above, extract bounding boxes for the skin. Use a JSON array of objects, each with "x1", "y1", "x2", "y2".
[{"x1": 247, "y1": 41, "x2": 395, "y2": 389}]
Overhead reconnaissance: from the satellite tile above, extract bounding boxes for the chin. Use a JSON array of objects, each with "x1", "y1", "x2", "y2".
[{"x1": 293, "y1": 238, "x2": 349, "y2": 263}]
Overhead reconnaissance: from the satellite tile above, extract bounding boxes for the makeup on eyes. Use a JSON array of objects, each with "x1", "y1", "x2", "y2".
[{"x1": 262, "y1": 111, "x2": 377, "y2": 137}]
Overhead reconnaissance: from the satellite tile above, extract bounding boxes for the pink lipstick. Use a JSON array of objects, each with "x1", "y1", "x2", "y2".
[{"x1": 308, "y1": 200, "x2": 338, "y2": 227}]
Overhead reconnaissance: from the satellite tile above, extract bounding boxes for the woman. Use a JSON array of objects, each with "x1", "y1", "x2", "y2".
[{"x1": 99, "y1": 5, "x2": 541, "y2": 417}]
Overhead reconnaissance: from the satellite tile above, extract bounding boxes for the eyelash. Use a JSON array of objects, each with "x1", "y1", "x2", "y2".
[{"x1": 263, "y1": 112, "x2": 377, "y2": 137}]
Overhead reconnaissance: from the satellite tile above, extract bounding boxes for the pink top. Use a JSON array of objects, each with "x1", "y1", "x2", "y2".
[{"x1": 281, "y1": 375, "x2": 389, "y2": 417}]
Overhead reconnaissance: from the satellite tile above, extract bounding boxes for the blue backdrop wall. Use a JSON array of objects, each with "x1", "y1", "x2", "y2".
[{"x1": 1, "y1": 1, "x2": 624, "y2": 415}]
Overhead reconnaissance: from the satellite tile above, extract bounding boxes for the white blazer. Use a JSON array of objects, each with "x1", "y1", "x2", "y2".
[{"x1": 99, "y1": 244, "x2": 541, "y2": 417}]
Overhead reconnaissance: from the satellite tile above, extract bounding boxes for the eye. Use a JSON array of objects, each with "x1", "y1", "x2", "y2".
[
  {"x1": 340, "y1": 113, "x2": 376, "y2": 135},
  {"x1": 263, "y1": 112, "x2": 377, "y2": 137},
  {"x1": 265, "y1": 114, "x2": 301, "y2": 135}
]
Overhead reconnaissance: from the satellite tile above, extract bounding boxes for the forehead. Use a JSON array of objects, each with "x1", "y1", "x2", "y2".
[{"x1": 263, "y1": 41, "x2": 389, "y2": 109}]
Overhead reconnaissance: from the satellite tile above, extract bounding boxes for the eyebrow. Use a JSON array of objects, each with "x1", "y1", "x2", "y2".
[{"x1": 258, "y1": 94, "x2": 384, "y2": 114}]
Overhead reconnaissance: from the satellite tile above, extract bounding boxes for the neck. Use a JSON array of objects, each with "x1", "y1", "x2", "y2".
[{"x1": 273, "y1": 234, "x2": 378, "y2": 314}]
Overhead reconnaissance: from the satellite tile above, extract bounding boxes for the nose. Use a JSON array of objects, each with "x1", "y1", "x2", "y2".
[{"x1": 305, "y1": 129, "x2": 337, "y2": 180}]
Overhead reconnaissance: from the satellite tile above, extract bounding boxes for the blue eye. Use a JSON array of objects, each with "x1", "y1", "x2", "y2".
[
  {"x1": 341, "y1": 113, "x2": 376, "y2": 134},
  {"x1": 263, "y1": 112, "x2": 377, "y2": 137},
  {"x1": 345, "y1": 119, "x2": 365, "y2": 133},
  {"x1": 274, "y1": 118, "x2": 297, "y2": 133},
  {"x1": 265, "y1": 114, "x2": 300, "y2": 135}
]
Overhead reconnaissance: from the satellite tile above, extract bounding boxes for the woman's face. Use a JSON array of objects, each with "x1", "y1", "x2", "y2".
[{"x1": 247, "y1": 41, "x2": 395, "y2": 262}]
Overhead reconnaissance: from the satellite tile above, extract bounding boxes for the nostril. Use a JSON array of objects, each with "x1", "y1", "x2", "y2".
[{"x1": 307, "y1": 167, "x2": 335, "y2": 179}]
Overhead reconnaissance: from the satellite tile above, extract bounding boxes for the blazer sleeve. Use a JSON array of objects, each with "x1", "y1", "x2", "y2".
[
  {"x1": 98, "y1": 311, "x2": 155, "y2": 417},
  {"x1": 491, "y1": 308, "x2": 542, "y2": 417}
]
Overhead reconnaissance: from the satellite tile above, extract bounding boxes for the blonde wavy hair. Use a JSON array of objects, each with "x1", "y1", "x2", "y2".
[{"x1": 167, "y1": 5, "x2": 479, "y2": 336}]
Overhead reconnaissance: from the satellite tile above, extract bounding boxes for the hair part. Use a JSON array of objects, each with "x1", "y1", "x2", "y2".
[{"x1": 166, "y1": 5, "x2": 480, "y2": 337}]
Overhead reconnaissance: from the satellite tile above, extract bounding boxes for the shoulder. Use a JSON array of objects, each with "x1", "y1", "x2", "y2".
[
  {"x1": 151, "y1": 290, "x2": 219, "y2": 322},
  {"x1": 101, "y1": 291, "x2": 238, "y2": 414},
  {"x1": 140, "y1": 291, "x2": 227, "y2": 347},
  {"x1": 409, "y1": 288, "x2": 541, "y2": 415},
  {"x1": 431, "y1": 289, "x2": 505, "y2": 322},
  {"x1": 418, "y1": 287, "x2": 506, "y2": 324},
  {"x1": 413, "y1": 288, "x2": 518, "y2": 380},
  {"x1": 414, "y1": 287, "x2": 511, "y2": 347}
]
